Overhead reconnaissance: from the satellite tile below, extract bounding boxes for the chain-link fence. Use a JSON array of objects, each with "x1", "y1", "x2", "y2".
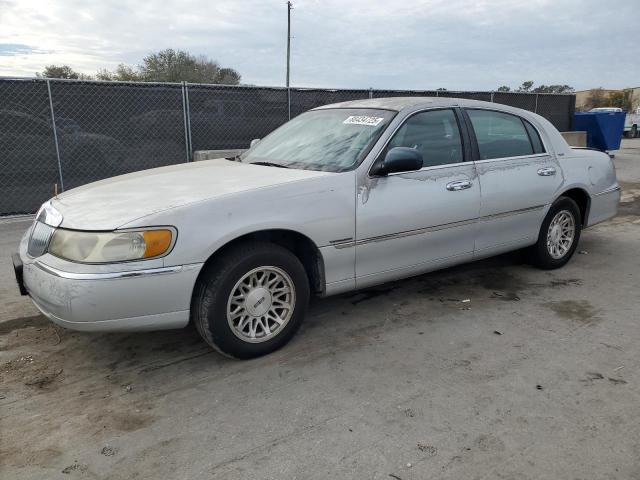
[{"x1": 0, "y1": 77, "x2": 575, "y2": 216}]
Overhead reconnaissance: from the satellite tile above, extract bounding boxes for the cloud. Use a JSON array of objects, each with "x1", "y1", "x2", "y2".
[{"x1": 0, "y1": 0, "x2": 637, "y2": 90}]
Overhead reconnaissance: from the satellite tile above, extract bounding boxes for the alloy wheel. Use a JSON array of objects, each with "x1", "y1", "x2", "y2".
[
  {"x1": 226, "y1": 266, "x2": 296, "y2": 343},
  {"x1": 546, "y1": 210, "x2": 576, "y2": 259}
]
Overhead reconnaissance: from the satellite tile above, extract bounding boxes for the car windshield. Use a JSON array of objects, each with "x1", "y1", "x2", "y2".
[{"x1": 240, "y1": 108, "x2": 395, "y2": 172}]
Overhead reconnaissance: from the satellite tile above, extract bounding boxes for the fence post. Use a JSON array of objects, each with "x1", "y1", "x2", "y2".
[
  {"x1": 46, "y1": 79, "x2": 65, "y2": 192},
  {"x1": 369, "y1": 88, "x2": 373, "y2": 99},
  {"x1": 287, "y1": 87, "x2": 291, "y2": 120},
  {"x1": 534, "y1": 93, "x2": 539, "y2": 113},
  {"x1": 181, "y1": 82, "x2": 192, "y2": 162},
  {"x1": 182, "y1": 82, "x2": 193, "y2": 161},
  {"x1": 490, "y1": 91, "x2": 495, "y2": 103}
]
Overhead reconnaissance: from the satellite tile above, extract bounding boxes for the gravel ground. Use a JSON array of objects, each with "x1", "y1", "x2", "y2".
[{"x1": 1, "y1": 139, "x2": 639, "y2": 479}]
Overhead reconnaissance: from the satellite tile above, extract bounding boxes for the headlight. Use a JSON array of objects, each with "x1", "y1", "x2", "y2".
[{"x1": 48, "y1": 228, "x2": 174, "y2": 263}]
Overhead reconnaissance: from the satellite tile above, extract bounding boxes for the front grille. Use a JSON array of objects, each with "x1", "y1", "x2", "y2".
[{"x1": 27, "y1": 221, "x2": 55, "y2": 257}]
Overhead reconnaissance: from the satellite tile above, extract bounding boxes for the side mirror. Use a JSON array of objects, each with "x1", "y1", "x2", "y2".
[
  {"x1": 373, "y1": 147, "x2": 423, "y2": 176},
  {"x1": 250, "y1": 138, "x2": 261, "y2": 148}
]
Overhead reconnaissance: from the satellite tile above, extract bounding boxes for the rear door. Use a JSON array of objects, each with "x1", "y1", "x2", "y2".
[{"x1": 464, "y1": 108, "x2": 562, "y2": 257}]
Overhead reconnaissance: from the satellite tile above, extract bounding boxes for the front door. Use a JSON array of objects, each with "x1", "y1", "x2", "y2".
[{"x1": 355, "y1": 108, "x2": 480, "y2": 288}]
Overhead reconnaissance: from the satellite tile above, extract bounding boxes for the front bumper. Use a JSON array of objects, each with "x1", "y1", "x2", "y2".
[{"x1": 17, "y1": 242, "x2": 203, "y2": 331}]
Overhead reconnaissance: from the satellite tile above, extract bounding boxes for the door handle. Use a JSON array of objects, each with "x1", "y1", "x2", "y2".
[
  {"x1": 446, "y1": 180, "x2": 473, "y2": 191},
  {"x1": 537, "y1": 167, "x2": 556, "y2": 176}
]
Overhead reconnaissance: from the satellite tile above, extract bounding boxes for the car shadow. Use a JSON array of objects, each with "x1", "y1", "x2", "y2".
[{"x1": 2, "y1": 248, "x2": 533, "y2": 397}]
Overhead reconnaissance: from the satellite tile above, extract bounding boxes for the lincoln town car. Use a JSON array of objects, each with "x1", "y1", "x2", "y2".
[{"x1": 13, "y1": 98, "x2": 620, "y2": 358}]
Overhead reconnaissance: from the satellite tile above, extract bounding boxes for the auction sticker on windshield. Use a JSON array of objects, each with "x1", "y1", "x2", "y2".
[{"x1": 343, "y1": 115, "x2": 384, "y2": 126}]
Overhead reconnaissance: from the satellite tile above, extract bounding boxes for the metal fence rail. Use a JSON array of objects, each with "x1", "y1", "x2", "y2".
[{"x1": 0, "y1": 77, "x2": 575, "y2": 216}]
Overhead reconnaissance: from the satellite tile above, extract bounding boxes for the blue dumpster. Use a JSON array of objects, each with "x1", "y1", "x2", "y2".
[{"x1": 573, "y1": 111, "x2": 625, "y2": 151}]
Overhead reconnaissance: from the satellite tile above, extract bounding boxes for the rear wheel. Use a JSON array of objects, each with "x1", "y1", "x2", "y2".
[
  {"x1": 192, "y1": 241, "x2": 310, "y2": 359},
  {"x1": 631, "y1": 125, "x2": 638, "y2": 139},
  {"x1": 529, "y1": 197, "x2": 582, "y2": 270}
]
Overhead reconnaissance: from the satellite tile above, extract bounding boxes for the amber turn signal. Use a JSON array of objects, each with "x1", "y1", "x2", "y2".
[{"x1": 143, "y1": 230, "x2": 173, "y2": 258}]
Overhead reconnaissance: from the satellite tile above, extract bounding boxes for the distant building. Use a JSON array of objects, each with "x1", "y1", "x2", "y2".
[{"x1": 575, "y1": 87, "x2": 640, "y2": 111}]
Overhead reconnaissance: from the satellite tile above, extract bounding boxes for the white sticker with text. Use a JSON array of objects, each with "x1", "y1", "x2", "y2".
[{"x1": 343, "y1": 115, "x2": 384, "y2": 126}]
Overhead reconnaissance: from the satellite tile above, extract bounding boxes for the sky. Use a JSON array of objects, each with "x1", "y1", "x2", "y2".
[{"x1": 0, "y1": 0, "x2": 637, "y2": 91}]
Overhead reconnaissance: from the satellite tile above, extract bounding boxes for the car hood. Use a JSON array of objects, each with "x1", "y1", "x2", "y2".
[{"x1": 51, "y1": 159, "x2": 332, "y2": 230}]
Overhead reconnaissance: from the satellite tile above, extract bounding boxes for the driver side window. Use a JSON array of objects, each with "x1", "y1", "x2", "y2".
[{"x1": 384, "y1": 109, "x2": 464, "y2": 167}]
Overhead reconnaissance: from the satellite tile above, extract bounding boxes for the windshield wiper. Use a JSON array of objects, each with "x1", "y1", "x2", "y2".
[{"x1": 249, "y1": 161, "x2": 289, "y2": 168}]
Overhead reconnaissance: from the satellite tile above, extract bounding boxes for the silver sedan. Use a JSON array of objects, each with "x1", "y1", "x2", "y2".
[{"x1": 13, "y1": 97, "x2": 620, "y2": 358}]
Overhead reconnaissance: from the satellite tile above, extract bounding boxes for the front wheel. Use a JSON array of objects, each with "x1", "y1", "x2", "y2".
[
  {"x1": 192, "y1": 241, "x2": 310, "y2": 359},
  {"x1": 529, "y1": 197, "x2": 582, "y2": 270}
]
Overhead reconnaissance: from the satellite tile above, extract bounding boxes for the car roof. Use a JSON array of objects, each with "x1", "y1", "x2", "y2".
[{"x1": 313, "y1": 96, "x2": 501, "y2": 112}]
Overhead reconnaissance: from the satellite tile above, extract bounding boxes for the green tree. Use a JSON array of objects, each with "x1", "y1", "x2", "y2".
[
  {"x1": 213, "y1": 67, "x2": 241, "y2": 85},
  {"x1": 497, "y1": 82, "x2": 574, "y2": 94},
  {"x1": 532, "y1": 84, "x2": 574, "y2": 94},
  {"x1": 516, "y1": 81, "x2": 534, "y2": 93},
  {"x1": 91, "y1": 50, "x2": 241, "y2": 84},
  {"x1": 37, "y1": 65, "x2": 92, "y2": 80},
  {"x1": 607, "y1": 89, "x2": 633, "y2": 111},
  {"x1": 584, "y1": 88, "x2": 607, "y2": 110},
  {"x1": 138, "y1": 49, "x2": 241, "y2": 84},
  {"x1": 96, "y1": 64, "x2": 142, "y2": 81}
]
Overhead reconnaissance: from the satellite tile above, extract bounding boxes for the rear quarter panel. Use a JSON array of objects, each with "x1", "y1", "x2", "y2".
[{"x1": 557, "y1": 148, "x2": 619, "y2": 226}]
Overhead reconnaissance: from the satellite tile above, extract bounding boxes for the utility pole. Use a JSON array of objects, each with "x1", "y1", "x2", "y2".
[{"x1": 286, "y1": 1, "x2": 293, "y2": 119}]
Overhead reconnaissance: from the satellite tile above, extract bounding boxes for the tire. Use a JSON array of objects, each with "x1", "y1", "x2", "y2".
[
  {"x1": 529, "y1": 196, "x2": 582, "y2": 270},
  {"x1": 192, "y1": 241, "x2": 310, "y2": 359}
]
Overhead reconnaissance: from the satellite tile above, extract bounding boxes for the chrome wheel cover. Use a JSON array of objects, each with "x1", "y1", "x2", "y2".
[
  {"x1": 546, "y1": 210, "x2": 576, "y2": 259},
  {"x1": 226, "y1": 266, "x2": 296, "y2": 343}
]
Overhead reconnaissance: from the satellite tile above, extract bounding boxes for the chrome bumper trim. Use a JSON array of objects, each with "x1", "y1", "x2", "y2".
[
  {"x1": 479, "y1": 204, "x2": 546, "y2": 221},
  {"x1": 33, "y1": 262, "x2": 188, "y2": 280},
  {"x1": 593, "y1": 185, "x2": 621, "y2": 197},
  {"x1": 333, "y1": 218, "x2": 476, "y2": 249}
]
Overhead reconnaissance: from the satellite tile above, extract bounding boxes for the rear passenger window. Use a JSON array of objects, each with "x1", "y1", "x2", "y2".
[
  {"x1": 384, "y1": 109, "x2": 464, "y2": 167},
  {"x1": 467, "y1": 109, "x2": 534, "y2": 160},
  {"x1": 523, "y1": 120, "x2": 545, "y2": 154}
]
